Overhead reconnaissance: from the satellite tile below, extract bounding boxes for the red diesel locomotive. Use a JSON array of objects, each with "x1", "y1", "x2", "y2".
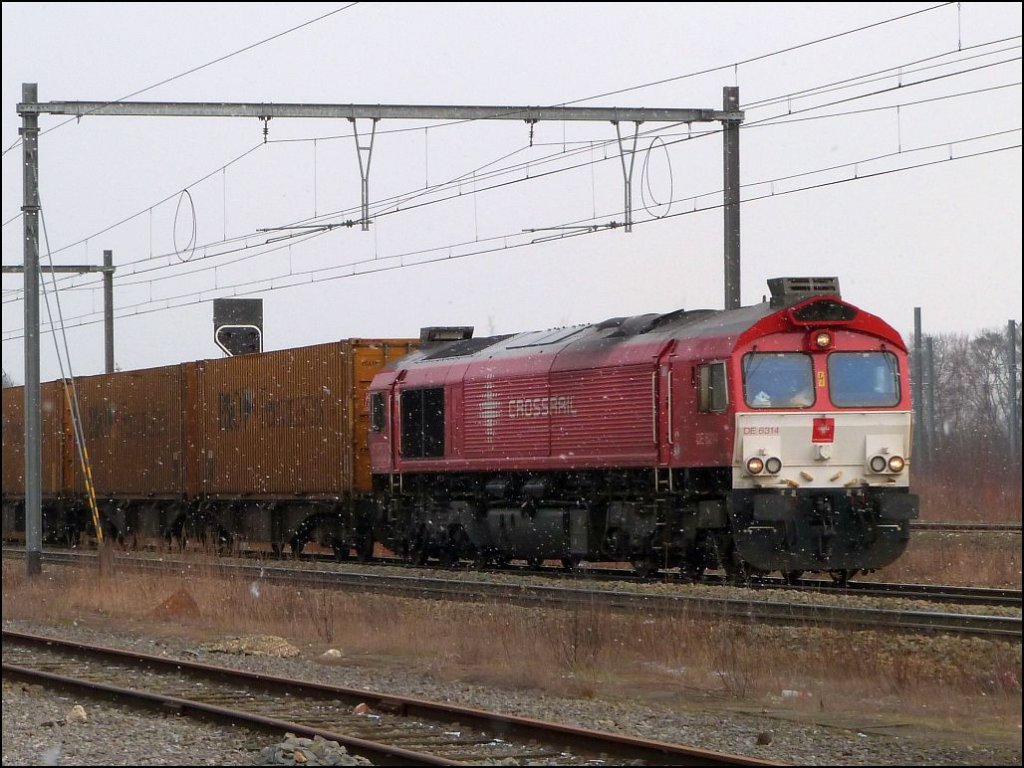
[{"x1": 368, "y1": 276, "x2": 918, "y2": 581}]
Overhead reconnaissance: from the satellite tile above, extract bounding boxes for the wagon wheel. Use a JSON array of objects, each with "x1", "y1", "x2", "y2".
[
  {"x1": 331, "y1": 541, "x2": 351, "y2": 562},
  {"x1": 408, "y1": 541, "x2": 429, "y2": 566},
  {"x1": 526, "y1": 557, "x2": 543, "y2": 570},
  {"x1": 783, "y1": 570, "x2": 804, "y2": 584},
  {"x1": 354, "y1": 534, "x2": 374, "y2": 562},
  {"x1": 166, "y1": 515, "x2": 188, "y2": 552}
]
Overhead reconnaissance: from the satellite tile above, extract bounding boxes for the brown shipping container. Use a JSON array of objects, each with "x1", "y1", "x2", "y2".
[
  {"x1": 193, "y1": 339, "x2": 415, "y2": 498},
  {"x1": 2, "y1": 382, "x2": 66, "y2": 499},
  {"x1": 69, "y1": 366, "x2": 184, "y2": 498}
]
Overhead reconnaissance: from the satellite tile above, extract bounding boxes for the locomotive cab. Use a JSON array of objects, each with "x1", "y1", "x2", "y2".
[{"x1": 727, "y1": 279, "x2": 918, "y2": 578}]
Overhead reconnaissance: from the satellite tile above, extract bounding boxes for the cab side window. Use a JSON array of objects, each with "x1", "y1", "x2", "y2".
[
  {"x1": 698, "y1": 362, "x2": 728, "y2": 413},
  {"x1": 370, "y1": 392, "x2": 385, "y2": 432}
]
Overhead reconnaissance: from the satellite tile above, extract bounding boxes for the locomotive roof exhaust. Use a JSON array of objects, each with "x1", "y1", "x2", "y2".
[
  {"x1": 767, "y1": 277, "x2": 841, "y2": 309},
  {"x1": 420, "y1": 326, "x2": 474, "y2": 343}
]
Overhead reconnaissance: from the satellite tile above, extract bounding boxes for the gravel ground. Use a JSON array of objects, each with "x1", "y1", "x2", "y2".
[
  {"x1": 2, "y1": 678, "x2": 259, "y2": 766},
  {"x1": 3, "y1": 619, "x2": 1021, "y2": 766}
]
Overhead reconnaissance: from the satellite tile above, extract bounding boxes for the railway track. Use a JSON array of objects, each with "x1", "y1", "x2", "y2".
[
  {"x1": 910, "y1": 521, "x2": 1021, "y2": 533},
  {"x1": 7, "y1": 543, "x2": 1020, "y2": 610},
  {"x1": 2, "y1": 629, "x2": 777, "y2": 766},
  {"x1": 5, "y1": 548, "x2": 1021, "y2": 639},
  {"x1": 784, "y1": 578, "x2": 1022, "y2": 608}
]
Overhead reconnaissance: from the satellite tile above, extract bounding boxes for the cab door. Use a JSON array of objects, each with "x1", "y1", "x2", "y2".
[{"x1": 675, "y1": 358, "x2": 731, "y2": 466}]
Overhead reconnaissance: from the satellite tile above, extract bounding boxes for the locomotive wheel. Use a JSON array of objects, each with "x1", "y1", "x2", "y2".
[
  {"x1": 439, "y1": 526, "x2": 470, "y2": 568},
  {"x1": 631, "y1": 557, "x2": 659, "y2": 579},
  {"x1": 724, "y1": 558, "x2": 767, "y2": 585},
  {"x1": 481, "y1": 552, "x2": 509, "y2": 573},
  {"x1": 829, "y1": 569, "x2": 856, "y2": 586},
  {"x1": 406, "y1": 523, "x2": 429, "y2": 565},
  {"x1": 677, "y1": 561, "x2": 706, "y2": 584}
]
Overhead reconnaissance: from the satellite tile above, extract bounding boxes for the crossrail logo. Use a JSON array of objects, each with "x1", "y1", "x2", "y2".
[{"x1": 812, "y1": 417, "x2": 835, "y2": 443}]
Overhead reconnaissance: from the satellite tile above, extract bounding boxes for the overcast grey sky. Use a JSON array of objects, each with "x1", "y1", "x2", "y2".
[{"x1": 2, "y1": 2, "x2": 1021, "y2": 382}]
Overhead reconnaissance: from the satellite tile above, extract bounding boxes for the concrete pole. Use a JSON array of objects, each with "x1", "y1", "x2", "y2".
[
  {"x1": 722, "y1": 86, "x2": 741, "y2": 310},
  {"x1": 21, "y1": 82, "x2": 42, "y2": 576},
  {"x1": 104, "y1": 250, "x2": 114, "y2": 373},
  {"x1": 913, "y1": 307, "x2": 924, "y2": 469},
  {"x1": 926, "y1": 336, "x2": 937, "y2": 462},
  {"x1": 1009, "y1": 320, "x2": 1019, "y2": 465}
]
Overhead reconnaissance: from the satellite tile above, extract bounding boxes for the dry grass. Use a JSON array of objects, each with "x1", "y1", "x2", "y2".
[
  {"x1": 915, "y1": 472, "x2": 1022, "y2": 525},
  {"x1": 2, "y1": 559, "x2": 1020, "y2": 738},
  {"x1": 863, "y1": 532, "x2": 1023, "y2": 588}
]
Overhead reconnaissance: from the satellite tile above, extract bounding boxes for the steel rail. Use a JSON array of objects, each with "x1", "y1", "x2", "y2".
[
  {"x1": 6, "y1": 549, "x2": 1020, "y2": 639},
  {"x1": 0, "y1": 662, "x2": 460, "y2": 766},
  {"x1": 911, "y1": 521, "x2": 1021, "y2": 533},
  {"x1": 3, "y1": 630, "x2": 779, "y2": 767}
]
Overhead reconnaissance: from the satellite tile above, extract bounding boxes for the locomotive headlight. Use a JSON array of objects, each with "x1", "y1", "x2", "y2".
[
  {"x1": 746, "y1": 457, "x2": 765, "y2": 475},
  {"x1": 869, "y1": 455, "x2": 888, "y2": 473},
  {"x1": 814, "y1": 331, "x2": 833, "y2": 349},
  {"x1": 888, "y1": 455, "x2": 906, "y2": 473},
  {"x1": 765, "y1": 456, "x2": 783, "y2": 474}
]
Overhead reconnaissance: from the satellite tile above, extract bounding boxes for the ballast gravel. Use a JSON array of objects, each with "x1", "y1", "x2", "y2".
[{"x1": 2, "y1": 619, "x2": 1020, "y2": 766}]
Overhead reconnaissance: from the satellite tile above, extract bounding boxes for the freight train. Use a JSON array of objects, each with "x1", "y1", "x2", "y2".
[{"x1": 2, "y1": 276, "x2": 918, "y2": 582}]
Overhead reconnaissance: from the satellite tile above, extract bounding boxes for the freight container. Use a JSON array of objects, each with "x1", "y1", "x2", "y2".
[
  {"x1": 2, "y1": 381, "x2": 68, "y2": 541},
  {"x1": 68, "y1": 365, "x2": 184, "y2": 499},
  {"x1": 191, "y1": 339, "x2": 415, "y2": 499},
  {"x1": 1, "y1": 381, "x2": 66, "y2": 499}
]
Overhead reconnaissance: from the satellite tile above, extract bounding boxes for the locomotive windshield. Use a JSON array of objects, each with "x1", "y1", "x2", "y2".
[
  {"x1": 742, "y1": 353, "x2": 814, "y2": 409},
  {"x1": 827, "y1": 351, "x2": 900, "y2": 407}
]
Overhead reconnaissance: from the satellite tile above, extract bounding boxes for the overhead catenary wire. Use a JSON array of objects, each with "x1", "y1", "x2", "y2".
[
  {"x1": 4, "y1": 90, "x2": 1019, "y2": 323},
  {"x1": 3, "y1": 7, "x2": 1018, "y2": 350},
  {"x1": 3, "y1": 5, "x2": 999, "y2": 244},
  {"x1": 4, "y1": 21, "x2": 1015, "y2": 302},
  {"x1": 5, "y1": 137, "x2": 1017, "y2": 342},
  {"x1": 6, "y1": 38, "x2": 1016, "y2": 301},
  {"x1": 0, "y1": 3, "x2": 361, "y2": 159},
  {"x1": 18, "y1": 65, "x2": 1017, "y2": 305},
  {"x1": 740, "y1": 37, "x2": 1021, "y2": 112},
  {"x1": 557, "y1": 2, "x2": 959, "y2": 106},
  {"x1": 0, "y1": 0, "x2": 956, "y2": 164}
]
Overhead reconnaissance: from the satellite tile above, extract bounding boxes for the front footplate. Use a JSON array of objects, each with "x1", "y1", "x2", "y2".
[{"x1": 728, "y1": 489, "x2": 919, "y2": 572}]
